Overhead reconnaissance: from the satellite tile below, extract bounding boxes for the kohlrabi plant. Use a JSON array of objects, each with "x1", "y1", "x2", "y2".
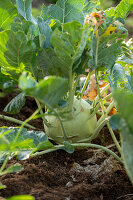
[{"x1": 0, "y1": 0, "x2": 133, "y2": 185}]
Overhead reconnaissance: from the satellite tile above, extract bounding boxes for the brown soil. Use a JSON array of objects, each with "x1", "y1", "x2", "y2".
[
  {"x1": 0, "y1": 93, "x2": 43, "y2": 130},
  {"x1": 0, "y1": 94, "x2": 133, "y2": 200}
]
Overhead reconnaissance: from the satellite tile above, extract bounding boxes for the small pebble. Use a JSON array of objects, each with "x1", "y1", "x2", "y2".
[{"x1": 66, "y1": 181, "x2": 73, "y2": 187}]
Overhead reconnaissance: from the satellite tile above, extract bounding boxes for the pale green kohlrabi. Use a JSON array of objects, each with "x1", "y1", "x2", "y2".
[{"x1": 44, "y1": 97, "x2": 97, "y2": 144}]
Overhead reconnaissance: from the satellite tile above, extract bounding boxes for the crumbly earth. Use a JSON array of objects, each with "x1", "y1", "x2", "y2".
[
  {"x1": 1, "y1": 150, "x2": 133, "y2": 200},
  {"x1": 0, "y1": 93, "x2": 133, "y2": 200}
]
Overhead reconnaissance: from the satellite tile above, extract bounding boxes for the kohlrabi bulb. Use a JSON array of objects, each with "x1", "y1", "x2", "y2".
[{"x1": 44, "y1": 97, "x2": 97, "y2": 144}]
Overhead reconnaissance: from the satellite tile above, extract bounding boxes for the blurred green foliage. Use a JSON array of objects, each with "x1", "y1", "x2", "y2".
[
  {"x1": 32, "y1": 0, "x2": 121, "y2": 9},
  {"x1": 32, "y1": 0, "x2": 132, "y2": 36},
  {"x1": 32, "y1": 7, "x2": 41, "y2": 17},
  {"x1": 100, "y1": 0, "x2": 120, "y2": 9}
]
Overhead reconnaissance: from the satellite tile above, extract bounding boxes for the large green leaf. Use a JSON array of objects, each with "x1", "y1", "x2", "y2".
[
  {"x1": 4, "y1": 92, "x2": 26, "y2": 114},
  {"x1": 11, "y1": 20, "x2": 33, "y2": 35},
  {"x1": 0, "y1": 30, "x2": 35, "y2": 72},
  {"x1": 109, "y1": 114, "x2": 121, "y2": 131},
  {"x1": 115, "y1": 0, "x2": 133, "y2": 19},
  {"x1": 109, "y1": 63, "x2": 127, "y2": 89},
  {"x1": 19, "y1": 73, "x2": 37, "y2": 93},
  {"x1": 126, "y1": 72, "x2": 133, "y2": 93},
  {"x1": 43, "y1": 0, "x2": 84, "y2": 24},
  {"x1": 31, "y1": 76, "x2": 68, "y2": 107},
  {"x1": 19, "y1": 73, "x2": 68, "y2": 107},
  {"x1": 106, "y1": 0, "x2": 133, "y2": 19},
  {"x1": 0, "y1": 127, "x2": 48, "y2": 161},
  {"x1": 0, "y1": 0, "x2": 17, "y2": 30},
  {"x1": 37, "y1": 17, "x2": 52, "y2": 48},
  {"x1": 16, "y1": 0, "x2": 36, "y2": 24},
  {"x1": 113, "y1": 90, "x2": 133, "y2": 184},
  {"x1": 37, "y1": 21, "x2": 90, "y2": 77},
  {"x1": 121, "y1": 122, "x2": 133, "y2": 184},
  {"x1": 113, "y1": 90, "x2": 133, "y2": 133},
  {"x1": 89, "y1": 23, "x2": 128, "y2": 70},
  {"x1": 37, "y1": 45, "x2": 71, "y2": 77},
  {"x1": 109, "y1": 63, "x2": 133, "y2": 92},
  {"x1": 50, "y1": 27, "x2": 75, "y2": 72},
  {"x1": 63, "y1": 22, "x2": 90, "y2": 63}
]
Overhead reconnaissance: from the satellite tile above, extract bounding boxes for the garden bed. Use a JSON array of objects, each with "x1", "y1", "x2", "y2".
[{"x1": 0, "y1": 95, "x2": 133, "y2": 200}]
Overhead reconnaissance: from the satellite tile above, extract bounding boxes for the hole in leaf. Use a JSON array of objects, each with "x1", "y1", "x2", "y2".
[{"x1": 115, "y1": 29, "x2": 118, "y2": 34}]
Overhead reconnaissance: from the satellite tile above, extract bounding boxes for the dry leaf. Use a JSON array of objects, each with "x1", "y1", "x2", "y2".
[{"x1": 109, "y1": 107, "x2": 117, "y2": 116}]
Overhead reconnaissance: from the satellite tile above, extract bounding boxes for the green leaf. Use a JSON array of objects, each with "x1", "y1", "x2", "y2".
[
  {"x1": 115, "y1": 0, "x2": 133, "y2": 19},
  {"x1": 0, "y1": 182, "x2": 6, "y2": 190},
  {"x1": 19, "y1": 73, "x2": 37, "y2": 94},
  {"x1": 37, "y1": 17, "x2": 52, "y2": 48},
  {"x1": 0, "y1": 69, "x2": 15, "y2": 91},
  {"x1": 105, "y1": 7, "x2": 115, "y2": 18},
  {"x1": 6, "y1": 195, "x2": 34, "y2": 200},
  {"x1": 31, "y1": 76, "x2": 68, "y2": 107},
  {"x1": 43, "y1": 0, "x2": 84, "y2": 24},
  {"x1": 0, "y1": 127, "x2": 47, "y2": 147},
  {"x1": 4, "y1": 92, "x2": 25, "y2": 114},
  {"x1": 0, "y1": 182, "x2": 6, "y2": 189},
  {"x1": 0, "y1": 152, "x2": 8, "y2": 163},
  {"x1": 109, "y1": 63, "x2": 127, "y2": 89},
  {"x1": 16, "y1": 0, "x2": 36, "y2": 24},
  {"x1": 2, "y1": 81, "x2": 14, "y2": 92},
  {"x1": 30, "y1": 51, "x2": 45, "y2": 81},
  {"x1": 63, "y1": 22, "x2": 90, "y2": 64},
  {"x1": 121, "y1": 121, "x2": 133, "y2": 184},
  {"x1": 1, "y1": 163, "x2": 23, "y2": 175},
  {"x1": 62, "y1": 141, "x2": 74, "y2": 153},
  {"x1": 109, "y1": 114, "x2": 121, "y2": 130},
  {"x1": 35, "y1": 140, "x2": 55, "y2": 151},
  {"x1": 0, "y1": 30, "x2": 35, "y2": 72},
  {"x1": 51, "y1": 28, "x2": 74, "y2": 66},
  {"x1": 0, "y1": 127, "x2": 48, "y2": 161},
  {"x1": 113, "y1": 90, "x2": 133, "y2": 184},
  {"x1": 11, "y1": 21, "x2": 33, "y2": 35},
  {"x1": 37, "y1": 46, "x2": 71, "y2": 77},
  {"x1": 83, "y1": 0, "x2": 100, "y2": 15},
  {"x1": 113, "y1": 90, "x2": 133, "y2": 133},
  {"x1": 37, "y1": 21, "x2": 91, "y2": 77},
  {"x1": 0, "y1": 0, "x2": 17, "y2": 30},
  {"x1": 17, "y1": 150, "x2": 33, "y2": 160},
  {"x1": 89, "y1": 24, "x2": 128, "y2": 70},
  {"x1": 126, "y1": 72, "x2": 133, "y2": 93}
]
